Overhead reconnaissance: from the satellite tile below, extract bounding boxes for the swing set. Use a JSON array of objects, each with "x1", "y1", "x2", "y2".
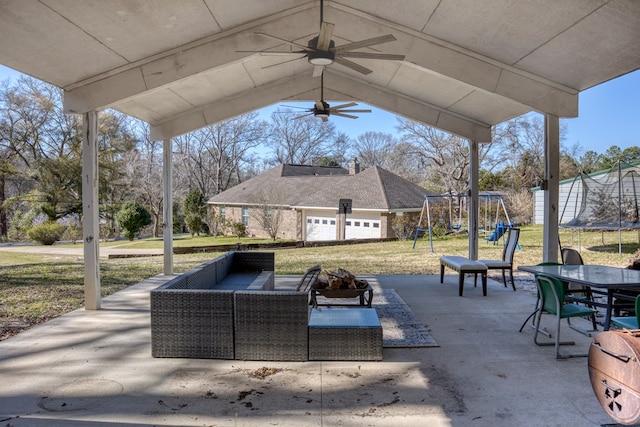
[{"x1": 412, "y1": 193, "x2": 514, "y2": 252}]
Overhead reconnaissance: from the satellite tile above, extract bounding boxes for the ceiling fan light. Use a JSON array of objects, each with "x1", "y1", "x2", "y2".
[
  {"x1": 315, "y1": 112, "x2": 329, "y2": 119},
  {"x1": 309, "y1": 56, "x2": 333, "y2": 66},
  {"x1": 308, "y1": 49, "x2": 334, "y2": 66}
]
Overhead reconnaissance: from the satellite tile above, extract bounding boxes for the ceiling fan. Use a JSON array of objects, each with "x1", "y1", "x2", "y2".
[
  {"x1": 241, "y1": 0, "x2": 405, "y2": 77},
  {"x1": 282, "y1": 72, "x2": 372, "y2": 122}
]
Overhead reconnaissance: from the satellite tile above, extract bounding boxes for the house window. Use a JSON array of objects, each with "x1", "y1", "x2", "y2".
[
  {"x1": 373, "y1": 223, "x2": 380, "y2": 228},
  {"x1": 346, "y1": 221, "x2": 351, "y2": 226},
  {"x1": 220, "y1": 206, "x2": 226, "y2": 223},
  {"x1": 355, "y1": 221, "x2": 361, "y2": 226},
  {"x1": 322, "y1": 219, "x2": 328, "y2": 225},
  {"x1": 307, "y1": 218, "x2": 312, "y2": 223},
  {"x1": 330, "y1": 220, "x2": 335, "y2": 225},
  {"x1": 242, "y1": 206, "x2": 249, "y2": 226},
  {"x1": 364, "y1": 222, "x2": 370, "y2": 227},
  {"x1": 314, "y1": 219, "x2": 320, "y2": 224}
]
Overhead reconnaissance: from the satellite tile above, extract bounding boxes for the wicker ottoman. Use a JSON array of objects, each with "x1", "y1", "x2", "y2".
[{"x1": 308, "y1": 308, "x2": 382, "y2": 361}]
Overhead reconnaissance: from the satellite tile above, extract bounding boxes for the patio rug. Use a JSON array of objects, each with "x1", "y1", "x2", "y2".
[{"x1": 374, "y1": 288, "x2": 439, "y2": 348}]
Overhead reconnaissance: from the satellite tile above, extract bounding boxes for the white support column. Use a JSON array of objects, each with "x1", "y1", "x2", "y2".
[
  {"x1": 543, "y1": 114, "x2": 560, "y2": 263},
  {"x1": 82, "y1": 111, "x2": 100, "y2": 310},
  {"x1": 163, "y1": 138, "x2": 174, "y2": 275},
  {"x1": 468, "y1": 140, "x2": 480, "y2": 260}
]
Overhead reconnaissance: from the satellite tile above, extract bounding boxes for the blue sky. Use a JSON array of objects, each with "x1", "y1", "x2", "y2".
[{"x1": 1, "y1": 64, "x2": 638, "y2": 156}]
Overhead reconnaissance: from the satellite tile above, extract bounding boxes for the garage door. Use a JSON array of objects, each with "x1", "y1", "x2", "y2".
[
  {"x1": 306, "y1": 216, "x2": 336, "y2": 241},
  {"x1": 345, "y1": 219, "x2": 381, "y2": 239}
]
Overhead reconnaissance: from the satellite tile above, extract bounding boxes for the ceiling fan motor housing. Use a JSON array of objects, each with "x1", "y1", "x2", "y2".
[
  {"x1": 307, "y1": 37, "x2": 336, "y2": 65},
  {"x1": 313, "y1": 101, "x2": 331, "y2": 116}
]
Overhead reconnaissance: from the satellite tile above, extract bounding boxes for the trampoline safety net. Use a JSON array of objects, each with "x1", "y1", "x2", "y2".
[{"x1": 561, "y1": 161, "x2": 640, "y2": 230}]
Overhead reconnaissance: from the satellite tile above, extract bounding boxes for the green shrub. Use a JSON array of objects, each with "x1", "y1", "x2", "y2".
[
  {"x1": 431, "y1": 224, "x2": 447, "y2": 239},
  {"x1": 182, "y1": 189, "x2": 206, "y2": 236},
  {"x1": 116, "y1": 201, "x2": 152, "y2": 241},
  {"x1": 232, "y1": 222, "x2": 246, "y2": 238},
  {"x1": 27, "y1": 221, "x2": 65, "y2": 245},
  {"x1": 184, "y1": 213, "x2": 205, "y2": 236},
  {"x1": 391, "y1": 213, "x2": 419, "y2": 239}
]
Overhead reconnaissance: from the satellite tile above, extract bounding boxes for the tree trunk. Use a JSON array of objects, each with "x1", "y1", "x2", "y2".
[{"x1": 0, "y1": 176, "x2": 6, "y2": 239}]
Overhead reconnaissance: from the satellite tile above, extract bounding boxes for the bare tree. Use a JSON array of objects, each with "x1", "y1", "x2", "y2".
[
  {"x1": 126, "y1": 122, "x2": 164, "y2": 237},
  {"x1": 173, "y1": 112, "x2": 267, "y2": 198},
  {"x1": 494, "y1": 113, "x2": 570, "y2": 189},
  {"x1": 396, "y1": 117, "x2": 496, "y2": 194},
  {"x1": 267, "y1": 109, "x2": 336, "y2": 165},
  {"x1": 249, "y1": 185, "x2": 288, "y2": 240},
  {"x1": 0, "y1": 77, "x2": 84, "y2": 224},
  {"x1": 352, "y1": 131, "x2": 396, "y2": 168},
  {"x1": 384, "y1": 141, "x2": 430, "y2": 185},
  {"x1": 0, "y1": 77, "x2": 142, "y2": 239}
]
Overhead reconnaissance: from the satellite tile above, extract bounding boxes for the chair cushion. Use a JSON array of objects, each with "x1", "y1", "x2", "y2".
[
  {"x1": 478, "y1": 260, "x2": 510, "y2": 269},
  {"x1": 560, "y1": 303, "x2": 597, "y2": 319},
  {"x1": 611, "y1": 316, "x2": 639, "y2": 329},
  {"x1": 440, "y1": 256, "x2": 487, "y2": 271}
]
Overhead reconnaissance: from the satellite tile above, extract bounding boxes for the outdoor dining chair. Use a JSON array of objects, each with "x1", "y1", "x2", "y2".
[
  {"x1": 478, "y1": 227, "x2": 519, "y2": 290},
  {"x1": 518, "y1": 262, "x2": 563, "y2": 338},
  {"x1": 611, "y1": 294, "x2": 640, "y2": 330},
  {"x1": 532, "y1": 274, "x2": 598, "y2": 359},
  {"x1": 561, "y1": 247, "x2": 598, "y2": 332}
]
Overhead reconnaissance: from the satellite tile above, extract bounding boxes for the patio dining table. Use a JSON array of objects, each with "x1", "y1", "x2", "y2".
[{"x1": 518, "y1": 264, "x2": 640, "y2": 331}]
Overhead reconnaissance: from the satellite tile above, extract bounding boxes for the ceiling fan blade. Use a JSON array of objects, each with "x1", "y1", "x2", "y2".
[
  {"x1": 334, "y1": 57, "x2": 373, "y2": 75},
  {"x1": 237, "y1": 50, "x2": 306, "y2": 55},
  {"x1": 312, "y1": 65, "x2": 324, "y2": 77},
  {"x1": 254, "y1": 32, "x2": 311, "y2": 51},
  {"x1": 339, "y1": 51, "x2": 405, "y2": 61},
  {"x1": 260, "y1": 55, "x2": 306, "y2": 70},
  {"x1": 333, "y1": 34, "x2": 397, "y2": 53},
  {"x1": 294, "y1": 113, "x2": 313, "y2": 120},
  {"x1": 280, "y1": 105, "x2": 311, "y2": 110},
  {"x1": 317, "y1": 22, "x2": 335, "y2": 51},
  {"x1": 331, "y1": 111, "x2": 358, "y2": 119},
  {"x1": 335, "y1": 109, "x2": 372, "y2": 113},
  {"x1": 330, "y1": 102, "x2": 358, "y2": 110}
]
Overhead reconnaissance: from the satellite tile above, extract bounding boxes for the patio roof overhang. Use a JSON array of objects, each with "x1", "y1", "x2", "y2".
[
  {"x1": 1, "y1": 0, "x2": 639, "y2": 308},
  {"x1": 3, "y1": 1, "x2": 638, "y2": 142}
]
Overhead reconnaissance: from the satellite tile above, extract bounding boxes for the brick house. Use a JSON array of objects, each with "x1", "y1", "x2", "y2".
[{"x1": 207, "y1": 160, "x2": 429, "y2": 241}]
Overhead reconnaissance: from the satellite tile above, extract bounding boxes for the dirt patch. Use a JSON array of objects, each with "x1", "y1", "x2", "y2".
[{"x1": 247, "y1": 367, "x2": 283, "y2": 380}]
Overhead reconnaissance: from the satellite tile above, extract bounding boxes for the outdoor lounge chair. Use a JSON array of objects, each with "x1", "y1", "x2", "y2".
[
  {"x1": 478, "y1": 227, "x2": 519, "y2": 290},
  {"x1": 532, "y1": 274, "x2": 598, "y2": 359},
  {"x1": 611, "y1": 294, "x2": 640, "y2": 330}
]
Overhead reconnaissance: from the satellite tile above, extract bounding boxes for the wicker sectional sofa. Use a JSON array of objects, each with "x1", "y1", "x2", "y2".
[{"x1": 150, "y1": 251, "x2": 311, "y2": 360}]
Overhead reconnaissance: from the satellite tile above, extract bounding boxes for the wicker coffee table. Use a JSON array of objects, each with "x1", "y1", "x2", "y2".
[
  {"x1": 308, "y1": 308, "x2": 382, "y2": 361},
  {"x1": 309, "y1": 284, "x2": 373, "y2": 308}
]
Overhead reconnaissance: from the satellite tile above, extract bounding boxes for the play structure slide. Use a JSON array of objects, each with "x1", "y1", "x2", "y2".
[{"x1": 486, "y1": 222, "x2": 511, "y2": 243}]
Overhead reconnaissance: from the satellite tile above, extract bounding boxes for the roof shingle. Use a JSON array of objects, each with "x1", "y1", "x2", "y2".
[{"x1": 207, "y1": 164, "x2": 430, "y2": 211}]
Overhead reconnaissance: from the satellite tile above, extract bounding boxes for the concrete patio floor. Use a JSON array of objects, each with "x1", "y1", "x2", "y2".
[{"x1": 0, "y1": 272, "x2": 614, "y2": 426}]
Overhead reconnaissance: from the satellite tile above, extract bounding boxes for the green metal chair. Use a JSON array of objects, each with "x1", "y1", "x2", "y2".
[
  {"x1": 610, "y1": 294, "x2": 640, "y2": 330},
  {"x1": 560, "y1": 247, "x2": 599, "y2": 333},
  {"x1": 532, "y1": 274, "x2": 598, "y2": 359},
  {"x1": 518, "y1": 262, "x2": 562, "y2": 337}
]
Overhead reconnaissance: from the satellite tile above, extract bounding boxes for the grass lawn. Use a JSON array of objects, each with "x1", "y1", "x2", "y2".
[{"x1": 1, "y1": 225, "x2": 638, "y2": 340}]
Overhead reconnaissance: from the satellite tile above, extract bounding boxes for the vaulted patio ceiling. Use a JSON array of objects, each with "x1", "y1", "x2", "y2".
[{"x1": 1, "y1": 0, "x2": 638, "y2": 142}]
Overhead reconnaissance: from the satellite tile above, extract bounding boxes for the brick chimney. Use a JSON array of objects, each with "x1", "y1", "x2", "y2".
[{"x1": 349, "y1": 157, "x2": 360, "y2": 175}]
